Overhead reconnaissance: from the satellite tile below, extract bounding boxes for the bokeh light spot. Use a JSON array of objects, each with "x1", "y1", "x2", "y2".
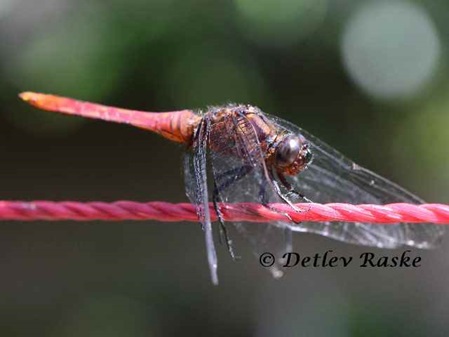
[
  {"x1": 341, "y1": 1, "x2": 441, "y2": 100},
  {"x1": 0, "y1": 0, "x2": 15, "y2": 19}
]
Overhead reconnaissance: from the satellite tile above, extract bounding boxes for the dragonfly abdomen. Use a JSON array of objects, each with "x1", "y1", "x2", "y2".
[{"x1": 19, "y1": 92, "x2": 200, "y2": 144}]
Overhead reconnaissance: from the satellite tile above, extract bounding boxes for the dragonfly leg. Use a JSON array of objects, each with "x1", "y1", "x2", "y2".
[
  {"x1": 215, "y1": 166, "x2": 251, "y2": 184},
  {"x1": 215, "y1": 165, "x2": 253, "y2": 193},
  {"x1": 277, "y1": 172, "x2": 312, "y2": 203},
  {"x1": 275, "y1": 172, "x2": 312, "y2": 223},
  {"x1": 212, "y1": 166, "x2": 252, "y2": 261},
  {"x1": 212, "y1": 182, "x2": 240, "y2": 261},
  {"x1": 267, "y1": 170, "x2": 300, "y2": 210},
  {"x1": 256, "y1": 171, "x2": 296, "y2": 223},
  {"x1": 211, "y1": 188, "x2": 225, "y2": 246}
]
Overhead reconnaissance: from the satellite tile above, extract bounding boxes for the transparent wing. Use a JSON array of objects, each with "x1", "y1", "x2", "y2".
[
  {"x1": 267, "y1": 114, "x2": 445, "y2": 248},
  {"x1": 183, "y1": 118, "x2": 218, "y2": 284},
  {"x1": 207, "y1": 110, "x2": 292, "y2": 276}
]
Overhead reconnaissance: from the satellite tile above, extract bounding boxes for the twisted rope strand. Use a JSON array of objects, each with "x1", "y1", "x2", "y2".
[{"x1": 0, "y1": 201, "x2": 448, "y2": 224}]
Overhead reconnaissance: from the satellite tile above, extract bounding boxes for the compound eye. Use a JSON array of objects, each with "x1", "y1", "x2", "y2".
[
  {"x1": 304, "y1": 147, "x2": 313, "y2": 164},
  {"x1": 275, "y1": 135, "x2": 301, "y2": 168}
]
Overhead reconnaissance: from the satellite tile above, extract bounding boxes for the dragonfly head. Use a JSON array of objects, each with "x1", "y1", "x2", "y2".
[{"x1": 274, "y1": 134, "x2": 312, "y2": 175}]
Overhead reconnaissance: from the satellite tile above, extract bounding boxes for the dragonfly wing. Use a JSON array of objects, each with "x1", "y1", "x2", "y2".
[
  {"x1": 207, "y1": 110, "x2": 292, "y2": 277},
  {"x1": 183, "y1": 117, "x2": 218, "y2": 284},
  {"x1": 267, "y1": 114, "x2": 445, "y2": 248}
]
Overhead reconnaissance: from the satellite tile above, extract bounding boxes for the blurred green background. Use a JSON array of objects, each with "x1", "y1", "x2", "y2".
[{"x1": 1, "y1": 0, "x2": 449, "y2": 335}]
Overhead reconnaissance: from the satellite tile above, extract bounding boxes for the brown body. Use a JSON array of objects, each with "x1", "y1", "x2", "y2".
[{"x1": 204, "y1": 105, "x2": 280, "y2": 164}]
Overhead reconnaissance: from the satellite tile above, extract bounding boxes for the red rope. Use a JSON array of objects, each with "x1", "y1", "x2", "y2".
[{"x1": 0, "y1": 201, "x2": 448, "y2": 224}]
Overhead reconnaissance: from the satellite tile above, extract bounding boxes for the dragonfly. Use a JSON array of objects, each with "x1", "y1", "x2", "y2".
[{"x1": 20, "y1": 92, "x2": 445, "y2": 284}]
